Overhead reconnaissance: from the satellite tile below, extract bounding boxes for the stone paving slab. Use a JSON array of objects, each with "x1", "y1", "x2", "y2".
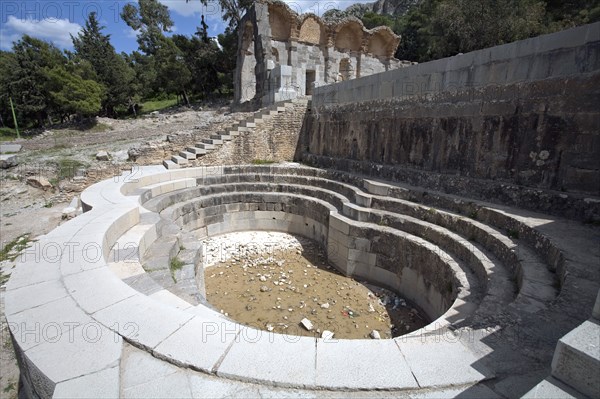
[
  {"x1": 108, "y1": 260, "x2": 145, "y2": 280},
  {"x1": 7, "y1": 296, "x2": 91, "y2": 352},
  {"x1": 149, "y1": 289, "x2": 194, "y2": 310},
  {"x1": 522, "y1": 376, "x2": 588, "y2": 399},
  {"x1": 217, "y1": 330, "x2": 317, "y2": 387},
  {"x1": 153, "y1": 316, "x2": 239, "y2": 372},
  {"x1": 24, "y1": 324, "x2": 121, "y2": 397},
  {"x1": 396, "y1": 334, "x2": 495, "y2": 388},
  {"x1": 315, "y1": 338, "x2": 418, "y2": 389},
  {"x1": 123, "y1": 370, "x2": 192, "y2": 399},
  {"x1": 52, "y1": 366, "x2": 120, "y2": 399},
  {"x1": 5, "y1": 258, "x2": 63, "y2": 292},
  {"x1": 5, "y1": 279, "x2": 68, "y2": 316},
  {"x1": 92, "y1": 294, "x2": 193, "y2": 350},
  {"x1": 63, "y1": 267, "x2": 138, "y2": 313}
]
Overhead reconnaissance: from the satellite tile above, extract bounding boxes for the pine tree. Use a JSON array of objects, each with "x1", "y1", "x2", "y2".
[
  {"x1": 72, "y1": 12, "x2": 135, "y2": 116},
  {"x1": 121, "y1": 0, "x2": 173, "y2": 55},
  {"x1": 10, "y1": 36, "x2": 66, "y2": 126}
]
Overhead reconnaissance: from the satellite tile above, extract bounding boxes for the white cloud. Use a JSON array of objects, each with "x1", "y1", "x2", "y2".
[
  {"x1": 158, "y1": 0, "x2": 374, "y2": 19},
  {"x1": 159, "y1": 0, "x2": 205, "y2": 17},
  {"x1": 0, "y1": 16, "x2": 82, "y2": 49},
  {"x1": 282, "y1": 0, "x2": 373, "y2": 16},
  {"x1": 124, "y1": 28, "x2": 140, "y2": 39}
]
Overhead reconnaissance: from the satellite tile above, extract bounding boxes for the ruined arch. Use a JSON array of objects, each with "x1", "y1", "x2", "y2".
[
  {"x1": 269, "y1": 5, "x2": 292, "y2": 41},
  {"x1": 335, "y1": 22, "x2": 363, "y2": 52},
  {"x1": 298, "y1": 15, "x2": 326, "y2": 45},
  {"x1": 368, "y1": 28, "x2": 398, "y2": 58}
]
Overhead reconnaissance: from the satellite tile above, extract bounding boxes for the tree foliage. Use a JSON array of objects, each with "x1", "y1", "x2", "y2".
[
  {"x1": 5, "y1": 36, "x2": 65, "y2": 126},
  {"x1": 362, "y1": 0, "x2": 599, "y2": 62},
  {"x1": 45, "y1": 65, "x2": 104, "y2": 120},
  {"x1": 121, "y1": 0, "x2": 173, "y2": 55},
  {"x1": 72, "y1": 12, "x2": 135, "y2": 116}
]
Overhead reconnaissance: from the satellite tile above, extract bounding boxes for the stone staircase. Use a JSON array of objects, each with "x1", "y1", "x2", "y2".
[{"x1": 162, "y1": 98, "x2": 310, "y2": 169}]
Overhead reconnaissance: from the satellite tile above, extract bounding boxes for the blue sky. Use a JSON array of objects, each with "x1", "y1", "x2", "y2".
[{"x1": 0, "y1": 1, "x2": 372, "y2": 54}]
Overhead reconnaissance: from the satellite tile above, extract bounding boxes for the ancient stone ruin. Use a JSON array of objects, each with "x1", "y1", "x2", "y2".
[
  {"x1": 5, "y1": 16, "x2": 600, "y2": 399},
  {"x1": 234, "y1": 0, "x2": 412, "y2": 107}
]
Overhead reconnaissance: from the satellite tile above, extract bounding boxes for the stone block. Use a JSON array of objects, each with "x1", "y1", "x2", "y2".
[
  {"x1": 93, "y1": 295, "x2": 193, "y2": 350},
  {"x1": 64, "y1": 267, "x2": 137, "y2": 313},
  {"x1": 347, "y1": 248, "x2": 376, "y2": 266},
  {"x1": 123, "y1": 371, "x2": 192, "y2": 399},
  {"x1": 551, "y1": 319, "x2": 600, "y2": 398},
  {"x1": 328, "y1": 213, "x2": 350, "y2": 235},
  {"x1": 8, "y1": 296, "x2": 91, "y2": 351},
  {"x1": 5, "y1": 258, "x2": 62, "y2": 291},
  {"x1": 522, "y1": 376, "x2": 587, "y2": 399},
  {"x1": 53, "y1": 366, "x2": 120, "y2": 399},
  {"x1": 25, "y1": 323, "x2": 122, "y2": 394},
  {"x1": 217, "y1": 330, "x2": 317, "y2": 387},
  {"x1": 315, "y1": 339, "x2": 418, "y2": 389},
  {"x1": 5, "y1": 279, "x2": 68, "y2": 316},
  {"x1": 153, "y1": 316, "x2": 239, "y2": 373},
  {"x1": 593, "y1": 289, "x2": 600, "y2": 320},
  {"x1": 396, "y1": 333, "x2": 494, "y2": 388}
]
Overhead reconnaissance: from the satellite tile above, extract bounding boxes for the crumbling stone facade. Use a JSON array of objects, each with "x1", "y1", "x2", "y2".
[{"x1": 234, "y1": 0, "x2": 412, "y2": 108}]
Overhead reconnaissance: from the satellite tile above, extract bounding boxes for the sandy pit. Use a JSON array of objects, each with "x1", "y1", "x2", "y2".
[{"x1": 202, "y1": 232, "x2": 428, "y2": 339}]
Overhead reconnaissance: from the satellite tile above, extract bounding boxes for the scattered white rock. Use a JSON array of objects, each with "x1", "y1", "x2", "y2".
[
  {"x1": 95, "y1": 150, "x2": 110, "y2": 161},
  {"x1": 321, "y1": 330, "x2": 335, "y2": 340},
  {"x1": 61, "y1": 196, "x2": 80, "y2": 220},
  {"x1": 300, "y1": 318, "x2": 314, "y2": 331},
  {"x1": 370, "y1": 330, "x2": 381, "y2": 339},
  {"x1": 26, "y1": 176, "x2": 52, "y2": 191},
  {"x1": 112, "y1": 150, "x2": 129, "y2": 162},
  {"x1": 0, "y1": 154, "x2": 18, "y2": 169},
  {"x1": 368, "y1": 303, "x2": 375, "y2": 313},
  {"x1": 320, "y1": 303, "x2": 330, "y2": 309}
]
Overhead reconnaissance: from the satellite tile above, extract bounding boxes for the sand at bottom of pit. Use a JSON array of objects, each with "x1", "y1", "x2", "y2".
[{"x1": 203, "y1": 232, "x2": 428, "y2": 339}]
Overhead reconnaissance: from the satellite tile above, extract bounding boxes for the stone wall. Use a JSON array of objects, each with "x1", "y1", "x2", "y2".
[
  {"x1": 301, "y1": 23, "x2": 600, "y2": 219},
  {"x1": 196, "y1": 102, "x2": 308, "y2": 165}
]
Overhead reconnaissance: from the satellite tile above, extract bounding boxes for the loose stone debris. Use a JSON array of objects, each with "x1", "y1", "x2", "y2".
[{"x1": 203, "y1": 231, "x2": 428, "y2": 339}]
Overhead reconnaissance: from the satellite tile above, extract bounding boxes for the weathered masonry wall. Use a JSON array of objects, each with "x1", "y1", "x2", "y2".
[
  {"x1": 303, "y1": 23, "x2": 600, "y2": 219},
  {"x1": 234, "y1": 0, "x2": 411, "y2": 108}
]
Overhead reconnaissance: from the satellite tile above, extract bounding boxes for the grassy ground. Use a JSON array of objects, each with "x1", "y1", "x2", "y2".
[
  {"x1": 140, "y1": 97, "x2": 179, "y2": 114},
  {"x1": 0, "y1": 127, "x2": 20, "y2": 142}
]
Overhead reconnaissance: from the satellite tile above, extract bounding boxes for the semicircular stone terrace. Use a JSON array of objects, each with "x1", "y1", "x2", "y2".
[{"x1": 5, "y1": 164, "x2": 599, "y2": 398}]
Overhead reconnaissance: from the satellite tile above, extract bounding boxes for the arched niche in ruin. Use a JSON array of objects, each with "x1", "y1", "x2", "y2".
[
  {"x1": 298, "y1": 16, "x2": 327, "y2": 45},
  {"x1": 335, "y1": 22, "x2": 363, "y2": 52},
  {"x1": 240, "y1": 21, "x2": 256, "y2": 102},
  {"x1": 368, "y1": 29, "x2": 397, "y2": 58},
  {"x1": 272, "y1": 47, "x2": 280, "y2": 64},
  {"x1": 269, "y1": 5, "x2": 292, "y2": 42}
]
